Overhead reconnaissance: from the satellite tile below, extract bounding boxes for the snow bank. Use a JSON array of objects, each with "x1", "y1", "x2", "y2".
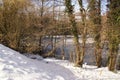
[{"x1": 0, "y1": 44, "x2": 78, "y2": 80}]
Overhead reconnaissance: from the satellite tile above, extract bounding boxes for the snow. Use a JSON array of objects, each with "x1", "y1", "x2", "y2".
[
  {"x1": 44, "y1": 58, "x2": 120, "y2": 80},
  {"x1": 0, "y1": 44, "x2": 78, "y2": 80},
  {"x1": 24, "y1": 53, "x2": 43, "y2": 60},
  {"x1": 0, "y1": 44, "x2": 120, "y2": 80}
]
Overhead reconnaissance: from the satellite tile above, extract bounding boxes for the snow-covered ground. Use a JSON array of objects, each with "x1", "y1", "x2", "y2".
[
  {"x1": 45, "y1": 58, "x2": 120, "y2": 80},
  {"x1": 0, "y1": 44, "x2": 120, "y2": 80}
]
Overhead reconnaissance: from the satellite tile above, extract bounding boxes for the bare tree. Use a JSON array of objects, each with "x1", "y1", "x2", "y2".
[
  {"x1": 107, "y1": 0, "x2": 120, "y2": 71},
  {"x1": 0, "y1": 0, "x2": 31, "y2": 50},
  {"x1": 88, "y1": 0, "x2": 102, "y2": 67},
  {"x1": 77, "y1": 0, "x2": 87, "y2": 67},
  {"x1": 65, "y1": 0, "x2": 82, "y2": 67}
]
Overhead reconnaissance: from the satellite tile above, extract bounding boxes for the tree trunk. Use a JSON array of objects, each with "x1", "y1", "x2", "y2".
[
  {"x1": 88, "y1": 0, "x2": 102, "y2": 67},
  {"x1": 79, "y1": 26, "x2": 87, "y2": 66},
  {"x1": 108, "y1": 50, "x2": 117, "y2": 71},
  {"x1": 94, "y1": 42, "x2": 102, "y2": 67},
  {"x1": 78, "y1": 0, "x2": 87, "y2": 67},
  {"x1": 75, "y1": 41, "x2": 81, "y2": 67},
  {"x1": 65, "y1": 0, "x2": 81, "y2": 67}
]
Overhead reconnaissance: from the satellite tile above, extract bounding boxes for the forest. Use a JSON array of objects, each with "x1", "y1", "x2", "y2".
[{"x1": 0, "y1": 0, "x2": 120, "y2": 73}]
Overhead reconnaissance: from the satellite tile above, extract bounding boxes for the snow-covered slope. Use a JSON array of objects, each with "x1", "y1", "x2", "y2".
[
  {"x1": 0, "y1": 44, "x2": 78, "y2": 80},
  {"x1": 0, "y1": 44, "x2": 120, "y2": 80}
]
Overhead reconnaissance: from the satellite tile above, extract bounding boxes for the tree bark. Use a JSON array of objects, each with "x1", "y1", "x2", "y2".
[
  {"x1": 94, "y1": 42, "x2": 102, "y2": 67},
  {"x1": 78, "y1": 0, "x2": 87, "y2": 67},
  {"x1": 108, "y1": 50, "x2": 117, "y2": 71}
]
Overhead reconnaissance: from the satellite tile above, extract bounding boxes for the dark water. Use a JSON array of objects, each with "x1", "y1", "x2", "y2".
[{"x1": 42, "y1": 37, "x2": 120, "y2": 68}]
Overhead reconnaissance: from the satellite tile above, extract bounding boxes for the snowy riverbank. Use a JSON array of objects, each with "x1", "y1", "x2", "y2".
[{"x1": 0, "y1": 44, "x2": 120, "y2": 80}]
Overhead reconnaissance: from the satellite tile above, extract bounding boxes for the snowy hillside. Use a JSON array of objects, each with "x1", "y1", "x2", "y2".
[{"x1": 0, "y1": 44, "x2": 120, "y2": 80}]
